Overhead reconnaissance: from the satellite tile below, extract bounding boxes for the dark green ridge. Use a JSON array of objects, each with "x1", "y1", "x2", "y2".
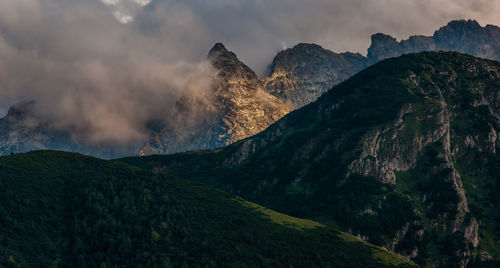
[{"x1": 0, "y1": 150, "x2": 415, "y2": 267}]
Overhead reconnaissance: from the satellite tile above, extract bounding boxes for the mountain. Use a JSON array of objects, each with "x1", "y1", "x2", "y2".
[
  {"x1": 139, "y1": 42, "x2": 368, "y2": 155},
  {"x1": 0, "y1": 102, "x2": 77, "y2": 156},
  {"x1": 263, "y1": 43, "x2": 366, "y2": 109},
  {"x1": 0, "y1": 151, "x2": 415, "y2": 267},
  {"x1": 3, "y1": 20, "x2": 500, "y2": 158},
  {"x1": 121, "y1": 52, "x2": 500, "y2": 267},
  {"x1": 138, "y1": 43, "x2": 291, "y2": 155},
  {"x1": 367, "y1": 19, "x2": 500, "y2": 65},
  {"x1": 0, "y1": 102, "x2": 138, "y2": 159},
  {"x1": 1, "y1": 42, "x2": 360, "y2": 158},
  {"x1": 139, "y1": 19, "x2": 500, "y2": 156}
]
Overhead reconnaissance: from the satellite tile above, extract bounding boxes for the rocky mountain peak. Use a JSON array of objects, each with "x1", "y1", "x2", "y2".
[
  {"x1": 370, "y1": 33, "x2": 397, "y2": 43},
  {"x1": 440, "y1": 19, "x2": 482, "y2": 32},
  {"x1": 264, "y1": 42, "x2": 366, "y2": 109},
  {"x1": 434, "y1": 20, "x2": 489, "y2": 49},
  {"x1": 367, "y1": 19, "x2": 500, "y2": 65},
  {"x1": 209, "y1": 42, "x2": 227, "y2": 52},
  {"x1": 366, "y1": 33, "x2": 401, "y2": 65},
  {"x1": 207, "y1": 42, "x2": 257, "y2": 80},
  {"x1": 269, "y1": 43, "x2": 332, "y2": 73},
  {"x1": 207, "y1": 43, "x2": 234, "y2": 61},
  {"x1": 284, "y1": 43, "x2": 324, "y2": 54},
  {"x1": 3, "y1": 101, "x2": 35, "y2": 121}
]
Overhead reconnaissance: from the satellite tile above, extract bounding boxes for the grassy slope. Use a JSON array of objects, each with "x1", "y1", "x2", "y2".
[
  {"x1": 120, "y1": 52, "x2": 500, "y2": 266},
  {"x1": 0, "y1": 151, "x2": 415, "y2": 267}
]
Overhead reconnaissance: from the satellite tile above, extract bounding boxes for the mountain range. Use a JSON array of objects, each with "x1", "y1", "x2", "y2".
[
  {"x1": 121, "y1": 51, "x2": 500, "y2": 267},
  {"x1": 367, "y1": 19, "x2": 500, "y2": 65},
  {"x1": 2, "y1": 19, "x2": 500, "y2": 158},
  {"x1": 138, "y1": 42, "x2": 366, "y2": 155}
]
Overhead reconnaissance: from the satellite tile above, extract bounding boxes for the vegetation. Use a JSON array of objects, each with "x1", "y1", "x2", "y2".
[
  {"x1": 0, "y1": 151, "x2": 415, "y2": 267},
  {"x1": 120, "y1": 52, "x2": 500, "y2": 267}
]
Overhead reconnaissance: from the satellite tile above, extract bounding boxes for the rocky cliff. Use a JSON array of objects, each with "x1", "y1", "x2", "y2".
[
  {"x1": 263, "y1": 43, "x2": 366, "y2": 109},
  {"x1": 367, "y1": 19, "x2": 500, "y2": 65},
  {"x1": 123, "y1": 52, "x2": 500, "y2": 267}
]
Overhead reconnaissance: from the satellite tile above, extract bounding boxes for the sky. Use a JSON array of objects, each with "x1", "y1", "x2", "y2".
[{"x1": 0, "y1": 0, "x2": 499, "y2": 147}]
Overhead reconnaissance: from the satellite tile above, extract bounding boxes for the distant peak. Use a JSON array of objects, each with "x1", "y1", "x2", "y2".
[
  {"x1": 437, "y1": 19, "x2": 483, "y2": 34},
  {"x1": 291, "y1": 43, "x2": 323, "y2": 50},
  {"x1": 274, "y1": 43, "x2": 327, "y2": 57},
  {"x1": 371, "y1": 33, "x2": 396, "y2": 42},
  {"x1": 208, "y1": 42, "x2": 235, "y2": 59},
  {"x1": 4, "y1": 101, "x2": 35, "y2": 120},
  {"x1": 447, "y1": 19, "x2": 481, "y2": 27},
  {"x1": 209, "y1": 42, "x2": 228, "y2": 53},
  {"x1": 206, "y1": 43, "x2": 257, "y2": 79},
  {"x1": 207, "y1": 42, "x2": 239, "y2": 62},
  {"x1": 368, "y1": 33, "x2": 399, "y2": 52}
]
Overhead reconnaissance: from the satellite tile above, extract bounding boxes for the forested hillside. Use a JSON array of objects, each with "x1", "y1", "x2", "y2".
[{"x1": 0, "y1": 151, "x2": 415, "y2": 267}]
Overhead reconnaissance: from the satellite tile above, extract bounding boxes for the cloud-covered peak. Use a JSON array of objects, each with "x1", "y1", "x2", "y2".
[{"x1": 101, "y1": 0, "x2": 152, "y2": 24}]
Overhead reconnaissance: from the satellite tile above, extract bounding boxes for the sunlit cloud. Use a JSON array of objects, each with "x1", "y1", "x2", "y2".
[{"x1": 101, "y1": 0, "x2": 152, "y2": 24}]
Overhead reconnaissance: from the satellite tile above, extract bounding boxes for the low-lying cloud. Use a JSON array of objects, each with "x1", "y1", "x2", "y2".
[
  {"x1": 0, "y1": 0, "x2": 218, "y2": 152},
  {"x1": 0, "y1": 0, "x2": 499, "y2": 154}
]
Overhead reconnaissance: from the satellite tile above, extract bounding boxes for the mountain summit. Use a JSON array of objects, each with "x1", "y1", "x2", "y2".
[
  {"x1": 208, "y1": 43, "x2": 258, "y2": 80},
  {"x1": 264, "y1": 43, "x2": 366, "y2": 109},
  {"x1": 367, "y1": 19, "x2": 500, "y2": 65}
]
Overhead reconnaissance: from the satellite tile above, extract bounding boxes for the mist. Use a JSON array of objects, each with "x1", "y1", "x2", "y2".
[{"x1": 0, "y1": 0, "x2": 499, "y2": 150}]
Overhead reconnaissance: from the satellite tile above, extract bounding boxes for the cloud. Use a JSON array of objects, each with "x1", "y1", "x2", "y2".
[
  {"x1": 0, "y1": 0, "x2": 217, "y2": 153},
  {"x1": 0, "y1": 0, "x2": 499, "y2": 155},
  {"x1": 101, "y1": 0, "x2": 153, "y2": 24}
]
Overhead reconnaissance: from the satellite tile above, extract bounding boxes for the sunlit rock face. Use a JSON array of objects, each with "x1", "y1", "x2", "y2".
[
  {"x1": 139, "y1": 43, "x2": 291, "y2": 155},
  {"x1": 207, "y1": 44, "x2": 291, "y2": 145},
  {"x1": 367, "y1": 19, "x2": 500, "y2": 65}
]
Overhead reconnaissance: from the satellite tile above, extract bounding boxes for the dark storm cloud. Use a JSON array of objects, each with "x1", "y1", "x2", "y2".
[{"x1": 0, "y1": 0, "x2": 499, "y2": 147}]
